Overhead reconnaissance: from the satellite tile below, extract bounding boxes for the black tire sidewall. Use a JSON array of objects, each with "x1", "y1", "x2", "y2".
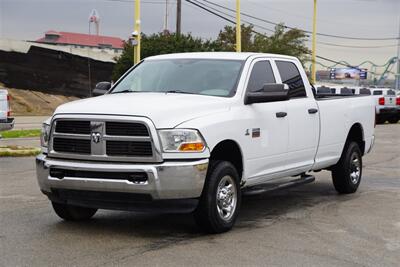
[
  {"x1": 333, "y1": 142, "x2": 362, "y2": 193},
  {"x1": 196, "y1": 161, "x2": 241, "y2": 233}
]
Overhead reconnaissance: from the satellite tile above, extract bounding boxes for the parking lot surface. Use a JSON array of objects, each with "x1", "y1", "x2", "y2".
[{"x1": 0, "y1": 124, "x2": 399, "y2": 266}]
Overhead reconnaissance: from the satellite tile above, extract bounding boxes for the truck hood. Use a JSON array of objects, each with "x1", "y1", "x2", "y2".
[{"x1": 54, "y1": 92, "x2": 232, "y2": 128}]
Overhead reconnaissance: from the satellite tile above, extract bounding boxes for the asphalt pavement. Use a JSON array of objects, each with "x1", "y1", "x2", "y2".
[{"x1": 0, "y1": 124, "x2": 399, "y2": 266}]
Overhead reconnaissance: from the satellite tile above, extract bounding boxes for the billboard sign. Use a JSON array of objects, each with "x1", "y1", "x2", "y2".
[{"x1": 330, "y1": 68, "x2": 368, "y2": 80}]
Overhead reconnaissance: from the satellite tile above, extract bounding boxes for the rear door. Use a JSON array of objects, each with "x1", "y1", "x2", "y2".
[{"x1": 274, "y1": 60, "x2": 319, "y2": 173}]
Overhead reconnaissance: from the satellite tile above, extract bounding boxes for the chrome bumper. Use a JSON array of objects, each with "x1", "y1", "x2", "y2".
[
  {"x1": 36, "y1": 154, "x2": 208, "y2": 200},
  {"x1": 0, "y1": 118, "x2": 14, "y2": 131}
]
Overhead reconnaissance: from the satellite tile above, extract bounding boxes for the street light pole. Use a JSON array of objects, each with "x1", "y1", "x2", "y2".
[
  {"x1": 134, "y1": 0, "x2": 141, "y2": 65},
  {"x1": 236, "y1": 0, "x2": 241, "y2": 52},
  {"x1": 311, "y1": 0, "x2": 317, "y2": 84}
]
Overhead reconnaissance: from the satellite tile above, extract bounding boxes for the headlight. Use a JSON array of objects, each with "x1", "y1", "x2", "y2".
[
  {"x1": 40, "y1": 123, "x2": 50, "y2": 148},
  {"x1": 158, "y1": 129, "x2": 206, "y2": 152}
]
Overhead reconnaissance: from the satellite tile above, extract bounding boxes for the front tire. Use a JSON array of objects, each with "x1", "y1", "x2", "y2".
[
  {"x1": 194, "y1": 161, "x2": 241, "y2": 234},
  {"x1": 331, "y1": 142, "x2": 362, "y2": 194},
  {"x1": 52, "y1": 202, "x2": 97, "y2": 221}
]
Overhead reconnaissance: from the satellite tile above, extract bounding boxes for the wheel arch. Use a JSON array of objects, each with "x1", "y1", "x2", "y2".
[
  {"x1": 345, "y1": 123, "x2": 365, "y2": 155},
  {"x1": 209, "y1": 139, "x2": 244, "y2": 182}
]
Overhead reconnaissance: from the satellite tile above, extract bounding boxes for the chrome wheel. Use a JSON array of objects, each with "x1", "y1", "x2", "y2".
[
  {"x1": 216, "y1": 175, "x2": 237, "y2": 221},
  {"x1": 349, "y1": 152, "x2": 361, "y2": 184}
]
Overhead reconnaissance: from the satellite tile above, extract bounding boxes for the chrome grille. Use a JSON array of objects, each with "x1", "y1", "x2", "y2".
[{"x1": 48, "y1": 115, "x2": 162, "y2": 163}]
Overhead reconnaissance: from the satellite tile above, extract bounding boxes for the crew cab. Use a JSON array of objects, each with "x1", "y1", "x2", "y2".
[
  {"x1": 36, "y1": 53, "x2": 375, "y2": 233},
  {"x1": 0, "y1": 89, "x2": 14, "y2": 132}
]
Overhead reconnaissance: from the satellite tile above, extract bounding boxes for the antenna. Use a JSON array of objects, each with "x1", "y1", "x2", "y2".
[{"x1": 89, "y1": 9, "x2": 100, "y2": 35}]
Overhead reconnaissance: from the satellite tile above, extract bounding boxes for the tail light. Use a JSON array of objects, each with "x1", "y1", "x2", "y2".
[
  {"x1": 396, "y1": 97, "x2": 400, "y2": 106},
  {"x1": 378, "y1": 97, "x2": 385, "y2": 105}
]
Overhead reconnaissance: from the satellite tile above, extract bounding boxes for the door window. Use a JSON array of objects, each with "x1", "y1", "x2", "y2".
[
  {"x1": 246, "y1": 61, "x2": 276, "y2": 92},
  {"x1": 276, "y1": 61, "x2": 306, "y2": 98}
]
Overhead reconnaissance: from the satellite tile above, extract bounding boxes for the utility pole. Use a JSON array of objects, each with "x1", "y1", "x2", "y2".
[
  {"x1": 236, "y1": 0, "x2": 241, "y2": 52},
  {"x1": 311, "y1": 0, "x2": 317, "y2": 84},
  {"x1": 133, "y1": 0, "x2": 141, "y2": 65},
  {"x1": 396, "y1": 16, "x2": 400, "y2": 90},
  {"x1": 176, "y1": 0, "x2": 182, "y2": 36},
  {"x1": 164, "y1": 0, "x2": 169, "y2": 33}
]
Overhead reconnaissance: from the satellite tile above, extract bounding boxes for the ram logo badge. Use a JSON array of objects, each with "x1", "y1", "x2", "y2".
[{"x1": 91, "y1": 132, "x2": 102, "y2": 143}]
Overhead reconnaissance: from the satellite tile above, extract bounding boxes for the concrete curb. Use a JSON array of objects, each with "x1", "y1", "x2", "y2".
[{"x1": 0, "y1": 146, "x2": 41, "y2": 157}]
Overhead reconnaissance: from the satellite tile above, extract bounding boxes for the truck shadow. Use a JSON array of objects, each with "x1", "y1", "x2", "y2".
[{"x1": 52, "y1": 179, "x2": 357, "y2": 239}]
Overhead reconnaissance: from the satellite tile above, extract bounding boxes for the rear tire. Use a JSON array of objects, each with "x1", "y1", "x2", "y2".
[
  {"x1": 52, "y1": 202, "x2": 97, "y2": 221},
  {"x1": 331, "y1": 142, "x2": 362, "y2": 194},
  {"x1": 388, "y1": 118, "x2": 399, "y2": 124},
  {"x1": 194, "y1": 161, "x2": 241, "y2": 234}
]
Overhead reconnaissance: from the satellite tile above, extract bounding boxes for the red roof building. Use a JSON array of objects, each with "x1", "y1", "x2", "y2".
[{"x1": 35, "y1": 30, "x2": 124, "y2": 50}]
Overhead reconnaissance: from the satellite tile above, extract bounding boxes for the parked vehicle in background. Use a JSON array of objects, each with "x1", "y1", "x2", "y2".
[
  {"x1": 0, "y1": 89, "x2": 14, "y2": 131},
  {"x1": 396, "y1": 91, "x2": 400, "y2": 122},
  {"x1": 372, "y1": 88, "x2": 398, "y2": 124},
  {"x1": 36, "y1": 53, "x2": 375, "y2": 233}
]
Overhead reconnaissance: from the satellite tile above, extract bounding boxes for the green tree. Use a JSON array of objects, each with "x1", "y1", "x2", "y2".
[
  {"x1": 112, "y1": 32, "x2": 216, "y2": 81},
  {"x1": 112, "y1": 24, "x2": 310, "y2": 80},
  {"x1": 216, "y1": 24, "x2": 310, "y2": 63},
  {"x1": 214, "y1": 24, "x2": 255, "y2": 51}
]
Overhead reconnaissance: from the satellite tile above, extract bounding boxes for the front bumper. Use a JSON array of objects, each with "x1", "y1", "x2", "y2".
[
  {"x1": 0, "y1": 118, "x2": 14, "y2": 131},
  {"x1": 36, "y1": 154, "x2": 208, "y2": 210}
]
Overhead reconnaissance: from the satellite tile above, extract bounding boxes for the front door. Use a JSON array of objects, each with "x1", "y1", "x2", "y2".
[{"x1": 243, "y1": 59, "x2": 289, "y2": 184}]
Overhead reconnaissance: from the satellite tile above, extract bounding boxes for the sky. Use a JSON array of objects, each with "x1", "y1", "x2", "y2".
[{"x1": 0, "y1": 0, "x2": 399, "y2": 75}]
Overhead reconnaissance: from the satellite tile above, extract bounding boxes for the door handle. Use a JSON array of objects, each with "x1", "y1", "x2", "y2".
[
  {"x1": 276, "y1": 112, "x2": 287, "y2": 118},
  {"x1": 308, "y1": 108, "x2": 318, "y2": 114}
]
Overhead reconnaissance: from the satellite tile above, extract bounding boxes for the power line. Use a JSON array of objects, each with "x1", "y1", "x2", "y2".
[
  {"x1": 200, "y1": 0, "x2": 399, "y2": 41},
  {"x1": 104, "y1": 0, "x2": 177, "y2": 4},
  {"x1": 311, "y1": 41, "x2": 398, "y2": 49},
  {"x1": 190, "y1": 0, "x2": 275, "y2": 33},
  {"x1": 195, "y1": 0, "x2": 397, "y2": 49},
  {"x1": 184, "y1": 0, "x2": 378, "y2": 71}
]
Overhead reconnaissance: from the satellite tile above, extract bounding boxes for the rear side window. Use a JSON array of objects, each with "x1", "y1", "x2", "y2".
[
  {"x1": 373, "y1": 90, "x2": 383, "y2": 95},
  {"x1": 387, "y1": 90, "x2": 395, "y2": 96},
  {"x1": 246, "y1": 61, "x2": 276, "y2": 92},
  {"x1": 276, "y1": 61, "x2": 306, "y2": 98}
]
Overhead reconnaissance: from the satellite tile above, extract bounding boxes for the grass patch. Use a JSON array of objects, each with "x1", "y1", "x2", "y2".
[
  {"x1": 1, "y1": 129, "x2": 41, "y2": 138},
  {"x1": 0, "y1": 145, "x2": 41, "y2": 157}
]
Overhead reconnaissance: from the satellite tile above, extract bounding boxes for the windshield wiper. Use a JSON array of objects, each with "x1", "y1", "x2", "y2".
[
  {"x1": 111, "y1": 90, "x2": 137, "y2": 94},
  {"x1": 164, "y1": 90, "x2": 195, "y2": 95}
]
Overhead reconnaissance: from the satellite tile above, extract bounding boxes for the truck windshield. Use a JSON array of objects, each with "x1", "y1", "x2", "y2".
[{"x1": 110, "y1": 59, "x2": 244, "y2": 97}]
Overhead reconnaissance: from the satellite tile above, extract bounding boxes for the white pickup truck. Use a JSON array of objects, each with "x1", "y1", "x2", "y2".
[
  {"x1": 0, "y1": 89, "x2": 14, "y2": 132},
  {"x1": 36, "y1": 53, "x2": 375, "y2": 233}
]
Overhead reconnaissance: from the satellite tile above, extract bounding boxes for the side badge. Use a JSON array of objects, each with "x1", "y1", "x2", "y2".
[
  {"x1": 245, "y1": 129, "x2": 250, "y2": 136},
  {"x1": 252, "y1": 128, "x2": 261, "y2": 138}
]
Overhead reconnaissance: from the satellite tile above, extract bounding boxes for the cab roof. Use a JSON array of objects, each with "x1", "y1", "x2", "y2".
[{"x1": 145, "y1": 52, "x2": 297, "y2": 61}]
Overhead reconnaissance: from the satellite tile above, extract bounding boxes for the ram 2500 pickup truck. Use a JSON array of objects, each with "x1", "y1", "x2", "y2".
[
  {"x1": 36, "y1": 53, "x2": 375, "y2": 233},
  {"x1": 0, "y1": 89, "x2": 14, "y2": 132}
]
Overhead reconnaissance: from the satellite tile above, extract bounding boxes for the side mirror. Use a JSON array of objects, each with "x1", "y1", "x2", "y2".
[
  {"x1": 245, "y1": 83, "x2": 289, "y2": 105},
  {"x1": 92, "y1": 82, "x2": 111, "y2": 96}
]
